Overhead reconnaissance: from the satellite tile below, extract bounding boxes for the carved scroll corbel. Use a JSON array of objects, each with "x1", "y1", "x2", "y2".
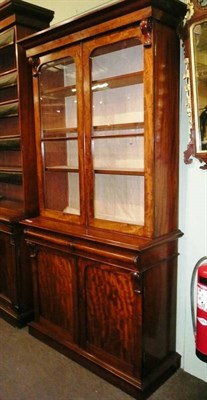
[
  {"x1": 28, "y1": 57, "x2": 41, "y2": 77},
  {"x1": 140, "y1": 18, "x2": 152, "y2": 47}
]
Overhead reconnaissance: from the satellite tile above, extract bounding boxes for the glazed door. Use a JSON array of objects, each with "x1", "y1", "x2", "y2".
[
  {"x1": 83, "y1": 27, "x2": 154, "y2": 237},
  {"x1": 34, "y1": 45, "x2": 85, "y2": 224},
  {"x1": 78, "y1": 258, "x2": 142, "y2": 378}
]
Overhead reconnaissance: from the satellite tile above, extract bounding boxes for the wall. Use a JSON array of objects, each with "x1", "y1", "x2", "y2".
[
  {"x1": 178, "y1": 41, "x2": 207, "y2": 381},
  {"x1": 2, "y1": 0, "x2": 206, "y2": 382},
  {"x1": 21, "y1": 0, "x2": 120, "y2": 25}
]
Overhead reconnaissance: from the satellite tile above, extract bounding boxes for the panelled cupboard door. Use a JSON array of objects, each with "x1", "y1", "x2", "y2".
[
  {"x1": 83, "y1": 27, "x2": 153, "y2": 237},
  {"x1": 31, "y1": 244, "x2": 78, "y2": 343},
  {"x1": 78, "y1": 258, "x2": 142, "y2": 378},
  {"x1": 34, "y1": 46, "x2": 85, "y2": 225}
]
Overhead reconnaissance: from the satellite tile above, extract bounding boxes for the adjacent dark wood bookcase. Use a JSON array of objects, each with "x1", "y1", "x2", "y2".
[
  {"x1": 0, "y1": 0, "x2": 54, "y2": 327},
  {"x1": 19, "y1": 0, "x2": 186, "y2": 398}
]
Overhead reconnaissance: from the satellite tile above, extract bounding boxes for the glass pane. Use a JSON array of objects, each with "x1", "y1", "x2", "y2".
[
  {"x1": 39, "y1": 56, "x2": 80, "y2": 215},
  {"x1": 92, "y1": 39, "x2": 144, "y2": 126},
  {"x1": 44, "y1": 171, "x2": 80, "y2": 214},
  {"x1": 93, "y1": 84, "x2": 143, "y2": 126},
  {"x1": 93, "y1": 132, "x2": 144, "y2": 170},
  {"x1": 43, "y1": 140, "x2": 78, "y2": 168},
  {"x1": 94, "y1": 174, "x2": 144, "y2": 225},
  {"x1": 40, "y1": 59, "x2": 77, "y2": 132},
  {"x1": 91, "y1": 38, "x2": 144, "y2": 225}
]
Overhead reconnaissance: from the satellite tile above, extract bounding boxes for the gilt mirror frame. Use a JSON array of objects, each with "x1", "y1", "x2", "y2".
[{"x1": 183, "y1": 0, "x2": 207, "y2": 168}]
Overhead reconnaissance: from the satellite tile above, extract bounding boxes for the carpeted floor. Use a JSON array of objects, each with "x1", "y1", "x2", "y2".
[{"x1": 0, "y1": 317, "x2": 207, "y2": 400}]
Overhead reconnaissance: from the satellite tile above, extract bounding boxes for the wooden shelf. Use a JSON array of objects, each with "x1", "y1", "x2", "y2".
[
  {"x1": 43, "y1": 127, "x2": 77, "y2": 135},
  {"x1": 92, "y1": 132, "x2": 143, "y2": 139},
  {"x1": 42, "y1": 134, "x2": 78, "y2": 141},
  {"x1": 42, "y1": 123, "x2": 144, "y2": 138},
  {"x1": 93, "y1": 122, "x2": 144, "y2": 131},
  {"x1": 94, "y1": 168, "x2": 144, "y2": 176},
  {"x1": 45, "y1": 166, "x2": 79, "y2": 173},
  {"x1": 92, "y1": 71, "x2": 143, "y2": 91},
  {"x1": 41, "y1": 71, "x2": 143, "y2": 100},
  {"x1": 41, "y1": 84, "x2": 76, "y2": 98},
  {"x1": 0, "y1": 166, "x2": 22, "y2": 172},
  {"x1": 45, "y1": 166, "x2": 143, "y2": 175}
]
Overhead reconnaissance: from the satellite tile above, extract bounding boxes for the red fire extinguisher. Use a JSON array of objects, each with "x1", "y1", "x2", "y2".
[{"x1": 191, "y1": 256, "x2": 207, "y2": 362}]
